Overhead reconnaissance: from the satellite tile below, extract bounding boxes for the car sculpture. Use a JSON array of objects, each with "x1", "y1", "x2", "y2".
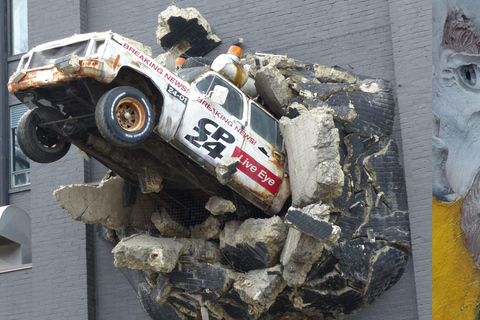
[{"x1": 8, "y1": 31, "x2": 290, "y2": 214}]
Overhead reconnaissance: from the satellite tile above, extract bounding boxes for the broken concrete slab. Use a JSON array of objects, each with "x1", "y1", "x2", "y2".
[
  {"x1": 314, "y1": 63, "x2": 358, "y2": 84},
  {"x1": 54, "y1": 53, "x2": 80, "y2": 75},
  {"x1": 233, "y1": 265, "x2": 286, "y2": 317},
  {"x1": 220, "y1": 216, "x2": 287, "y2": 272},
  {"x1": 255, "y1": 63, "x2": 296, "y2": 117},
  {"x1": 190, "y1": 215, "x2": 223, "y2": 240},
  {"x1": 280, "y1": 228, "x2": 327, "y2": 287},
  {"x1": 292, "y1": 82, "x2": 360, "y2": 101},
  {"x1": 205, "y1": 196, "x2": 236, "y2": 215},
  {"x1": 151, "y1": 209, "x2": 190, "y2": 238},
  {"x1": 156, "y1": 4, "x2": 221, "y2": 57},
  {"x1": 54, "y1": 177, "x2": 156, "y2": 230},
  {"x1": 112, "y1": 234, "x2": 185, "y2": 272},
  {"x1": 279, "y1": 107, "x2": 344, "y2": 207},
  {"x1": 302, "y1": 97, "x2": 358, "y2": 123},
  {"x1": 284, "y1": 203, "x2": 341, "y2": 242},
  {"x1": 113, "y1": 234, "x2": 222, "y2": 272}
]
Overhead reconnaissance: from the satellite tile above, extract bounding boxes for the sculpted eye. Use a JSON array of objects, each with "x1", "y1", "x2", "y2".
[{"x1": 458, "y1": 64, "x2": 480, "y2": 89}]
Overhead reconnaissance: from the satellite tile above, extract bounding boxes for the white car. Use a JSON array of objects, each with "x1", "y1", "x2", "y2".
[{"x1": 8, "y1": 31, "x2": 290, "y2": 214}]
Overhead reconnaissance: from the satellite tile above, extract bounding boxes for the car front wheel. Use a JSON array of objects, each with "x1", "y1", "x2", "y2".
[{"x1": 95, "y1": 86, "x2": 154, "y2": 147}]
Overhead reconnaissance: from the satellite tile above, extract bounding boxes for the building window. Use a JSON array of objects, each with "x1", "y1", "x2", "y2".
[
  {"x1": 10, "y1": 105, "x2": 30, "y2": 187},
  {"x1": 11, "y1": 0, "x2": 28, "y2": 55}
]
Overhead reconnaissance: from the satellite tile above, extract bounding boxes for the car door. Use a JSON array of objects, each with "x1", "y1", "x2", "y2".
[
  {"x1": 232, "y1": 101, "x2": 287, "y2": 206},
  {"x1": 175, "y1": 73, "x2": 246, "y2": 172}
]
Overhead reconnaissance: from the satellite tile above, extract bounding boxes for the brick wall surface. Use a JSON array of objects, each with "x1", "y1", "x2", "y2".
[
  {"x1": 0, "y1": 0, "x2": 432, "y2": 319},
  {"x1": 388, "y1": 1, "x2": 432, "y2": 319}
]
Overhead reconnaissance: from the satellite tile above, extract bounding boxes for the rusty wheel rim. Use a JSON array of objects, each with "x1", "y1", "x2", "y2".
[{"x1": 115, "y1": 97, "x2": 146, "y2": 132}]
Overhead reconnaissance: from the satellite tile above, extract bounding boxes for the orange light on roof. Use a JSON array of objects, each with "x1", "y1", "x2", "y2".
[
  {"x1": 228, "y1": 45, "x2": 243, "y2": 58},
  {"x1": 176, "y1": 57, "x2": 186, "y2": 68}
]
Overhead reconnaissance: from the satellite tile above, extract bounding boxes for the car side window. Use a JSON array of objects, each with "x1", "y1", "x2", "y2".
[
  {"x1": 195, "y1": 75, "x2": 244, "y2": 120},
  {"x1": 250, "y1": 102, "x2": 283, "y2": 150}
]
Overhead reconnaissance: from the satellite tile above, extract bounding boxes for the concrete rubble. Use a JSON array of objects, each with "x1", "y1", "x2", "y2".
[
  {"x1": 53, "y1": 176, "x2": 156, "y2": 230},
  {"x1": 220, "y1": 216, "x2": 287, "y2": 272},
  {"x1": 53, "y1": 8, "x2": 410, "y2": 320},
  {"x1": 156, "y1": 4, "x2": 221, "y2": 58},
  {"x1": 205, "y1": 195, "x2": 236, "y2": 215},
  {"x1": 151, "y1": 209, "x2": 190, "y2": 238},
  {"x1": 280, "y1": 107, "x2": 344, "y2": 207}
]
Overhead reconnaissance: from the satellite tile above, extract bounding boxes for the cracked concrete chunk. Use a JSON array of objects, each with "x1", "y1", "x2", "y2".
[
  {"x1": 280, "y1": 108, "x2": 344, "y2": 207},
  {"x1": 220, "y1": 216, "x2": 287, "y2": 272},
  {"x1": 156, "y1": 4, "x2": 221, "y2": 57},
  {"x1": 54, "y1": 53, "x2": 80, "y2": 75},
  {"x1": 53, "y1": 177, "x2": 155, "y2": 230},
  {"x1": 233, "y1": 265, "x2": 286, "y2": 317},
  {"x1": 255, "y1": 64, "x2": 296, "y2": 117},
  {"x1": 205, "y1": 196, "x2": 236, "y2": 215},
  {"x1": 284, "y1": 203, "x2": 341, "y2": 242},
  {"x1": 151, "y1": 209, "x2": 190, "y2": 238},
  {"x1": 190, "y1": 215, "x2": 223, "y2": 239},
  {"x1": 280, "y1": 228, "x2": 327, "y2": 287},
  {"x1": 314, "y1": 63, "x2": 358, "y2": 84},
  {"x1": 113, "y1": 234, "x2": 185, "y2": 272}
]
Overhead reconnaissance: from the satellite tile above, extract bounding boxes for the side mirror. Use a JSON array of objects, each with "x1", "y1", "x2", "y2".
[{"x1": 209, "y1": 85, "x2": 228, "y2": 105}]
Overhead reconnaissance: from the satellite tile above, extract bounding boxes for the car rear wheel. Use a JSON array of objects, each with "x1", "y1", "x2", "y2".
[
  {"x1": 95, "y1": 86, "x2": 154, "y2": 147},
  {"x1": 17, "y1": 108, "x2": 71, "y2": 163}
]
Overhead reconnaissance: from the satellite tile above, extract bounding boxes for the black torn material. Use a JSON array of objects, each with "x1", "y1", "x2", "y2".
[
  {"x1": 221, "y1": 242, "x2": 272, "y2": 272},
  {"x1": 159, "y1": 16, "x2": 220, "y2": 57},
  {"x1": 285, "y1": 208, "x2": 335, "y2": 241}
]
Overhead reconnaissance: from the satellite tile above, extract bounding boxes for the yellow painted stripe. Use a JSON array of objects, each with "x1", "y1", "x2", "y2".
[{"x1": 433, "y1": 197, "x2": 480, "y2": 320}]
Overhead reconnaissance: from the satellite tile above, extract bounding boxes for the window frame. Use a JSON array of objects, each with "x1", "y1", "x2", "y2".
[
  {"x1": 194, "y1": 74, "x2": 245, "y2": 120},
  {"x1": 10, "y1": 105, "x2": 30, "y2": 188},
  {"x1": 9, "y1": 0, "x2": 28, "y2": 56}
]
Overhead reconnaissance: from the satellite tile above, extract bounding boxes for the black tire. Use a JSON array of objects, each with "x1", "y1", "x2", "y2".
[
  {"x1": 17, "y1": 108, "x2": 71, "y2": 163},
  {"x1": 95, "y1": 86, "x2": 154, "y2": 147},
  {"x1": 182, "y1": 57, "x2": 213, "y2": 68}
]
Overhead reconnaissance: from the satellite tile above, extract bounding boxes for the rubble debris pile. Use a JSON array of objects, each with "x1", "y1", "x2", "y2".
[{"x1": 54, "y1": 16, "x2": 409, "y2": 319}]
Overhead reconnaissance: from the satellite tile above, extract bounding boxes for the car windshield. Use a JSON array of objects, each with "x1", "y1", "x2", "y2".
[
  {"x1": 28, "y1": 40, "x2": 90, "y2": 69},
  {"x1": 175, "y1": 66, "x2": 209, "y2": 83}
]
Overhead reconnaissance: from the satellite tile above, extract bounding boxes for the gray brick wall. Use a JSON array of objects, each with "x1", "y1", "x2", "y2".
[
  {"x1": 94, "y1": 234, "x2": 151, "y2": 320},
  {"x1": 388, "y1": 1, "x2": 432, "y2": 319},
  {"x1": 28, "y1": 151, "x2": 88, "y2": 320},
  {"x1": 0, "y1": 0, "x2": 432, "y2": 319}
]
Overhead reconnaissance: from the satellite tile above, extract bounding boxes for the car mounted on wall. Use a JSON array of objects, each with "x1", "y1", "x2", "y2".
[{"x1": 8, "y1": 31, "x2": 290, "y2": 214}]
